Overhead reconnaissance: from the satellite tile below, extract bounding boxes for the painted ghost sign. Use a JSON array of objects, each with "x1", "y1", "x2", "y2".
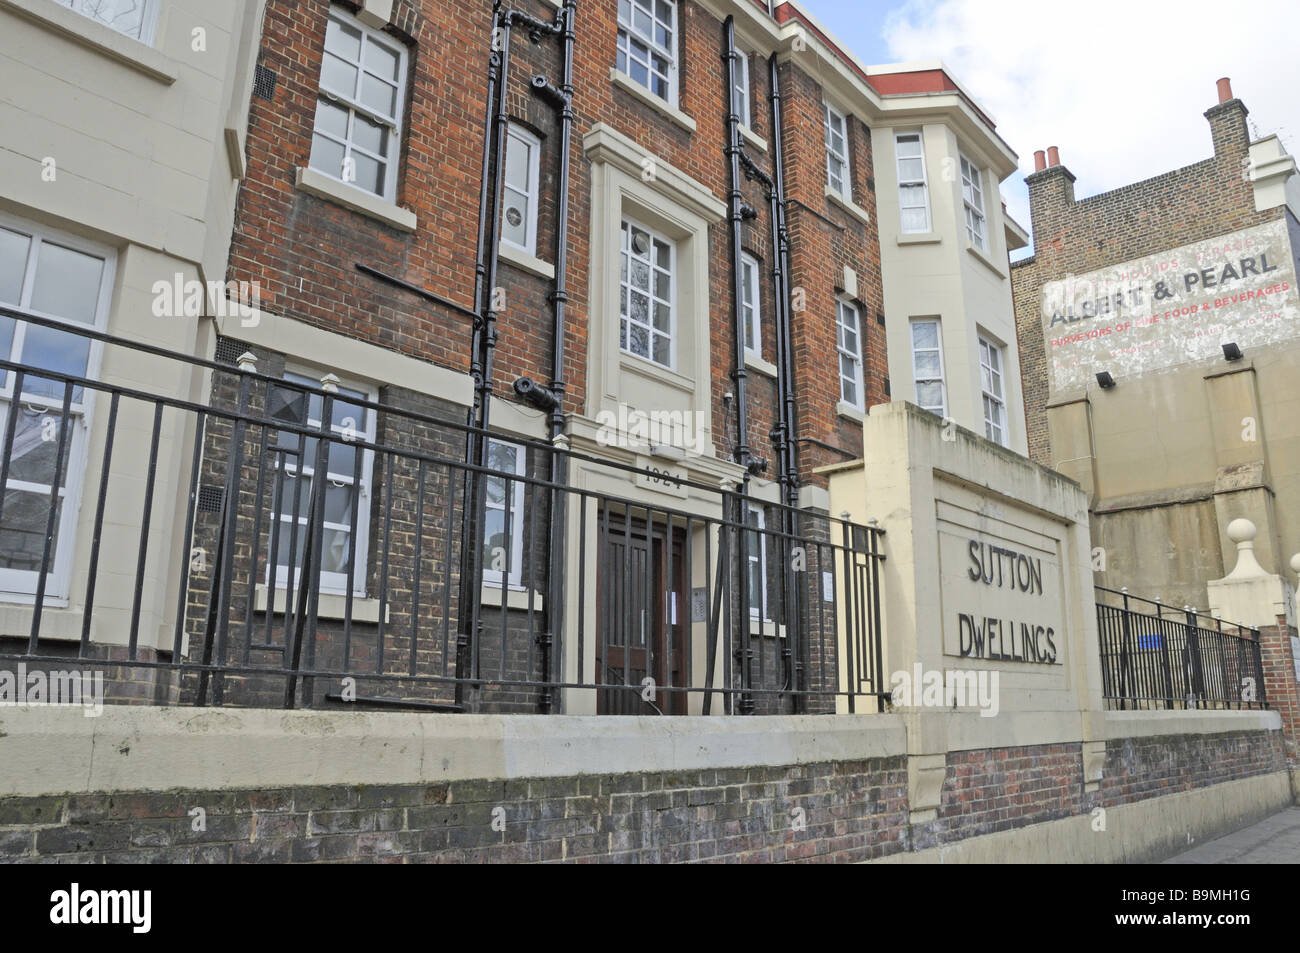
[{"x1": 1041, "y1": 220, "x2": 1299, "y2": 392}]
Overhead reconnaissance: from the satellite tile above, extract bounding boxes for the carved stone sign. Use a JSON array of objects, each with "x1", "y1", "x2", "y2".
[
  {"x1": 939, "y1": 525, "x2": 1064, "y2": 665},
  {"x1": 1041, "y1": 220, "x2": 1299, "y2": 392}
]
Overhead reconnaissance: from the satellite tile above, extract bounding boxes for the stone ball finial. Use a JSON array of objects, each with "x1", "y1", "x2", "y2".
[
  {"x1": 1227, "y1": 518, "x2": 1257, "y2": 543},
  {"x1": 1291, "y1": 552, "x2": 1300, "y2": 575}
]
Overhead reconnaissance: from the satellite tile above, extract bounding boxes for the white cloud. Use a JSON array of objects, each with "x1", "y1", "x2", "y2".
[{"x1": 879, "y1": 0, "x2": 1300, "y2": 255}]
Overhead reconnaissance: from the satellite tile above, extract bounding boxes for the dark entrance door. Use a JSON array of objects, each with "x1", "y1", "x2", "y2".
[{"x1": 596, "y1": 508, "x2": 686, "y2": 714}]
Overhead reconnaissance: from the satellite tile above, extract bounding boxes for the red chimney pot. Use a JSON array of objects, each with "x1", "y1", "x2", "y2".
[
  {"x1": 1216, "y1": 77, "x2": 1233, "y2": 103},
  {"x1": 1033, "y1": 150, "x2": 1047, "y2": 172},
  {"x1": 1047, "y1": 146, "x2": 1060, "y2": 167}
]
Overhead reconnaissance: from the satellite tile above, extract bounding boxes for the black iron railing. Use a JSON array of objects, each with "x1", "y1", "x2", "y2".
[
  {"x1": 0, "y1": 307, "x2": 887, "y2": 714},
  {"x1": 1095, "y1": 586, "x2": 1267, "y2": 710}
]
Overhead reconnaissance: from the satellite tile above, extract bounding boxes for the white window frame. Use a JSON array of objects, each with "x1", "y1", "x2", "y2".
[
  {"x1": 960, "y1": 153, "x2": 987, "y2": 251},
  {"x1": 836, "y1": 299, "x2": 864, "y2": 411},
  {"x1": 56, "y1": 0, "x2": 160, "y2": 45},
  {"x1": 979, "y1": 335, "x2": 1007, "y2": 447},
  {"x1": 741, "y1": 252, "x2": 761, "y2": 358},
  {"x1": 909, "y1": 319, "x2": 947, "y2": 418},
  {"x1": 483, "y1": 438, "x2": 527, "y2": 589},
  {"x1": 824, "y1": 103, "x2": 851, "y2": 198},
  {"x1": 309, "y1": 5, "x2": 409, "y2": 203},
  {"x1": 501, "y1": 124, "x2": 542, "y2": 257},
  {"x1": 895, "y1": 132, "x2": 931, "y2": 234},
  {"x1": 745, "y1": 504, "x2": 771, "y2": 622},
  {"x1": 619, "y1": 217, "x2": 676, "y2": 370},
  {"x1": 616, "y1": 0, "x2": 679, "y2": 106},
  {"x1": 0, "y1": 215, "x2": 114, "y2": 602},
  {"x1": 733, "y1": 49, "x2": 751, "y2": 129},
  {"x1": 269, "y1": 370, "x2": 377, "y2": 597}
]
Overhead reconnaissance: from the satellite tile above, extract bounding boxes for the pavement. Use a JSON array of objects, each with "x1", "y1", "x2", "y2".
[{"x1": 1162, "y1": 807, "x2": 1300, "y2": 863}]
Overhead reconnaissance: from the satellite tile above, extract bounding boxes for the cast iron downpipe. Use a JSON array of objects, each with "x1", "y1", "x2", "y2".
[
  {"x1": 527, "y1": 0, "x2": 577, "y2": 713},
  {"x1": 458, "y1": 4, "x2": 563, "y2": 707},
  {"x1": 723, "y1": 16, "x2": 759, "y2": 713},
  {"x1": 767, "y1": 51, "x2": 806, "y2": 709}
]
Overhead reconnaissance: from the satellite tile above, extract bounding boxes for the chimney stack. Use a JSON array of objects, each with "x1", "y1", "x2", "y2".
[
  {"x1": 1033, "y1": 150, "x2": 1047, "y2": 172},
  {"x1": 1047, "y1": 146, "x2": 1061, "y2": 168},
  {"x1": 1205, "y1": 77, "x2": 1249, "y2": 158}
]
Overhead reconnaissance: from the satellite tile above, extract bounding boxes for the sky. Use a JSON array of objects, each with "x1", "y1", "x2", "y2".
[{"x1": 800, "y1": 0, "x2": 1300, "y2": 259}]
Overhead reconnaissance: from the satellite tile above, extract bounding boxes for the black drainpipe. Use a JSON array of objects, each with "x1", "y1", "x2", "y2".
[
  {"x1": 764, "y1": 52, "x2": 805, "y2": 711},
  {"x1": 458, "y1": 5, "x2": 563, "y2": 707},
  {"x1": 514, "y1": 0, "x2": 576, "y2": 713},
  {"x1": 768, "y1": 54, "x2": 799, "y2": 516},
  {"x1": 723, "y1": 16, "x2": 759, "y2": 714}
]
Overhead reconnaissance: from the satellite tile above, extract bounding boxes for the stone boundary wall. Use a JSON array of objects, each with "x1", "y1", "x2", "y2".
[{"x1": 0, "y1": 708, "x2": 1288, "y2": 863}]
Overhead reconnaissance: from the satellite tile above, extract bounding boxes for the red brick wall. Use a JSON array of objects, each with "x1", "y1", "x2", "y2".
[
  {"x1": 229, "y1": 0, "x2": 886, "y2": 489},
  {"x1": 1011, "y1": 98, "x2": 1284, "y2": 464}
]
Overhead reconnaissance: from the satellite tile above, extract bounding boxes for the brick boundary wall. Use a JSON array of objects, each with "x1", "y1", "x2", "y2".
[{"x1": 0, "y1": 730, "x2": 1285, "y2": 864}]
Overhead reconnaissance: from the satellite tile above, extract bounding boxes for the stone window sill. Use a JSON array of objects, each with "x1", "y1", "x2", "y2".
[
  {"x1": 740, "y1": 124, "x2": 768, "y2": 153},
  {"x1": 825, "y1": 186, "x2": 871, "y2": 226},
  {"x1": 1, "y1": 0, "x2": 178, "y2": 84},
  {"x1": 898, "y1": 232, "x2": 942, "y2": 246},
  {"x1": 620, "y1": 352, "x2": 696, "y2": 394},
  {"x1": 498, "y1": 242, "x2": 555, "y2": 280},
  {"x1": 295, "y1": 166, "x2": 418, "y2": 233},
  {"x1": 254, "y1": 584, "x2": 389, "y2": 624},
  {"x1": 610, "y1": 68, "x2": 697, "y2": 134},
  {"x1": 482, "y1": 584, "x2": 544, "y2": 611},
  {"x1": 745, "y1": 352, "x2": 778, "y2": 378},
  {"x1": 837, "y1": 400, "x2": 866, "y2": 422},
  {"x1": 966, "y1": 239, "x2": 1007, "y2": 278}
]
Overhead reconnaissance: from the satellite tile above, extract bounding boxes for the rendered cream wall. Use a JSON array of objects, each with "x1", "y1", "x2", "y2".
[
  {"x1": 0, "y1": 0, "x2": 265, "y2": 651},
  {"x1": 873, "y1": 119, "x2": 1029, "y2": 457}
]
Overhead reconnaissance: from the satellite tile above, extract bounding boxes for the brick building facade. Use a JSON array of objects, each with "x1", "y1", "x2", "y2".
[{"x1": 1011, "y1": 79, "x2": 1300, "y2": 607}]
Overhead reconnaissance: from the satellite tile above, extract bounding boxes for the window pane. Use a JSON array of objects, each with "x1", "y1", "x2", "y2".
[
  {"x1": 502, "y1": 187, "x2": 530, "y2": 248},
  {"x1": 365, "y1": 39, "x2": 400, "y2": 81},
  {"x1": 914, "y1": 350, "x2": 941, "y2": 377},
  {"x1": 321, "y1": 53, "x2": 358, "y2": 97},
  {"x1": 74, "y1": 0, "x2": 147, "y2": 40},
  {"x1": 350, "y1": 152, "x2": 384, "y2": 195},
  {"x1": 505, "y1": 135, "x2": 532, "y2": 191},
  {"x1": 841, "y1": 377, "x2": 857, "y2": 407},
  {"x1": 359, "y1": 73, "x2": 397, "y2": 117},
  {"x1": 901, "y1": 207, "x2": 929, "y2": 233},
  {"x1": 30, "y1": 242, "x2": 103, "y2": 324},
  {"x1": 652, "y1": 333, "x2": 671, "y2": 366},
  {"x1": 19, "y1": 326, "x2": 91, "y2": 400},
  {"x1": 325, "y1": 17, "x2": 363, "y2": 61},
  {"x1": 7, "y1": 408, "x2": 73, "y2": 487},
  {"x1": 629, "y1": 324, "x2": 649, "y2": 357},
  {"x1": 0, "y1": 489, "x2": 63, "y2": 572},
  {"x1": 898, "y1": 158, "x2": 923, "y2": 182},
  {"x1": 912, "y1": 321, "x2": 938, "y2": 349},
  {"x1": 322, "y1": 482, "x2": 356, "y2": 526},
  {"x1": 896, "y1": 135, "x2": 921, "y2": 157},
  {"x1": 917, "y1": 381, "x2": 944, "y2": 408},
  {"x1": 313, "y1": 98, "x2": 349, "y2": 139},
  {"x1": 0, "y1": 227, "x2": 30, "y2": 304},
  {"x1": 352, "y1": 111, "x2": 389, "y2": 156},
  {"x1": 310, "y1": 134, "x2": 347, "y2": 181},
  {"x1": 488, "y1": 440, "x2": 520, "y2": 474}
]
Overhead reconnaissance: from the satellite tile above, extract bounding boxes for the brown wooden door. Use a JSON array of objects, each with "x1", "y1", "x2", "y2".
[{"x1": 596, "y1": 510, "x2": 686, "y2": 714}]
